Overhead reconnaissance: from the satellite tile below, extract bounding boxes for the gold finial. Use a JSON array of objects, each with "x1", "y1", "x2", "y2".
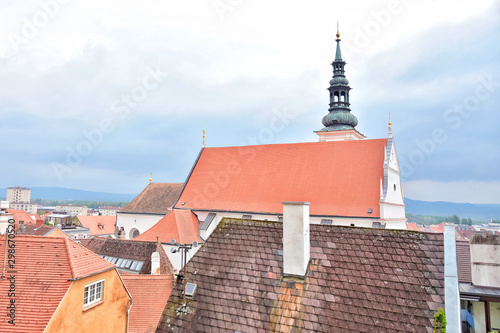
[
  {"x1": 388, "y1": 113, "x2": 393, "y2": 138},
  {"x1": 336, "y1": 22, "x2": 340, "y2": 38},
  {"x1": 202, "y1": 130, "x2": 206, "y2": 148},
  {"x1": 150, "y1": 172, "x2": 152, "y2": 183}
]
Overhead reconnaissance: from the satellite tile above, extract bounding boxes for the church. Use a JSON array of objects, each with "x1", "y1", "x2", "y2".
[{"x1": 116, "y1": 29, "x2": 406, "y2": 246}]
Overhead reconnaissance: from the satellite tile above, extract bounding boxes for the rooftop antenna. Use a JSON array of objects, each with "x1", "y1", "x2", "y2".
[
  {"x1": 170, "y1": 240, "x2": 199, "y2": 310},
  {"x1": 202, "y1": 130, "x2": 206, "y2": 148}
]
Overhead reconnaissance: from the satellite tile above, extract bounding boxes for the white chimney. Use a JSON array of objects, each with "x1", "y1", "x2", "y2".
[
  {"x1": 282, "y1": 201, "x2": 310, "y2": 277},
  {"x1": 151, "y1": 251, "x2": 161, "y2": 275},
  {"x1": 0, "y1": 201, "x2": 13, "y2": 235}
]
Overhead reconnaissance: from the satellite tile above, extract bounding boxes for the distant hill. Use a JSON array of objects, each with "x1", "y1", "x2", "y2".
[
  {"x1": 1, "y1": 187, "x2": 498, "y2": 221},
  {"x1": 405, "y1": 198, "x2": 500, "y2": 222},
  {"x1": 0, "y1": 187, "x2": 135, "y2": 202}
]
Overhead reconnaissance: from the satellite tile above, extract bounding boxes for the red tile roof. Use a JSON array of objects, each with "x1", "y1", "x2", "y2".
[
  {"x1": 120, "y1": 183, "x2": 184, "y2": 214},
  {"x1": 0, "y1": 235, "x2": 116, "y2": 331},
  {"x1": 158, "y1": 218, "x2": 445, "y2": 332},
  {"x1": 121, "y1": 274, "x2": 174, "y2": 333},
  {"x1": 174, "y1": 140, "x2": 388, "y2": 217},
  {"x1": 134, "y1": 209, "x2": 202, "y2": 245},
  {"x1": 7, "y1": 209, "x2": 36, "y2": 230},
  {"x1": 77, "y1": 215, "x2": 116, "y2": 236}
]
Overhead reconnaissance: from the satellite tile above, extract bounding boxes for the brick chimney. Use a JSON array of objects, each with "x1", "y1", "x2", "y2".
[{"x1": 282, "y1": 201, "x2": 310, "y2": 277}]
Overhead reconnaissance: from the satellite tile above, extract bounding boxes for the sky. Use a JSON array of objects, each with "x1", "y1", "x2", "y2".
[{"x1": 1, "y1": 0, "x2": 499, "y2": 204}]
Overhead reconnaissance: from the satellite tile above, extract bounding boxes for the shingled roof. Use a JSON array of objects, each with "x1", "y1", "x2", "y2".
[
  {"x1": 158, "y1": 219, "x2": 445, "y2": 332},
  {"x1": 83, "y1": 236, "x2": 174, "y2": 275},
  {"x1": 120, "y1": 183, "x2": 183, "y2": 214},
  {"x1": 174, "y1": 140, "x2": 388, "y2": 218},
  {"x1": 0, "y1": 235, "x2": 115, "y2": 331}
]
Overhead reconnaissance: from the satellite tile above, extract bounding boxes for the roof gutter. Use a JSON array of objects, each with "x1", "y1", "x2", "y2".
[{"x1": 172, "y1": 147, "x2": 205, "y2": 209}]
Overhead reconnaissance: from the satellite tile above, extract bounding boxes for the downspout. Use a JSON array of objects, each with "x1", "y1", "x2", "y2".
[
  {"x1": 444, "y1": 223, "x2": 461, "y2": 331},
  {"x1": 126, "y1": 299, "x2": 133, "y2": 333}
]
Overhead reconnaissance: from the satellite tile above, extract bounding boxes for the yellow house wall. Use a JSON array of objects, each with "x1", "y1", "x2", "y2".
[{"x1": 45, "y1": 269, "x2": 130, "y2": 333}]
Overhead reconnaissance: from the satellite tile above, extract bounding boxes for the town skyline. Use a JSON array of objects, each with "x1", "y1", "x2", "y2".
[{"x1": 1, "y1": 0, "x2": 499, "y2": 204}]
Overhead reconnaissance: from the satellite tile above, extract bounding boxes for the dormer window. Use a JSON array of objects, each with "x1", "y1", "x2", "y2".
[{"x1": 84, "y1": 279, "x2": 104, "y2": 308}]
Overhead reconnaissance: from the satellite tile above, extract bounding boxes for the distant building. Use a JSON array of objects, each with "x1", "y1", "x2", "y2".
[
  {"x1": 6, "y1": 186, "x2": 31, "y2": 203},
  {"x1": 56, "y1": 204, "x2": 88, "y2": 216},
  {"x1": 98, "y1": 206, "x2": 121, "y2": 216},
  {"x1": 9, "y1": 202, "x2": 40, "y2": 214}
]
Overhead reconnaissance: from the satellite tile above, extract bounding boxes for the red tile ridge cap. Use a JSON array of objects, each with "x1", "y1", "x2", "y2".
[{"x1": 63, "y1": 237, "x2": 77, "y2": 279}]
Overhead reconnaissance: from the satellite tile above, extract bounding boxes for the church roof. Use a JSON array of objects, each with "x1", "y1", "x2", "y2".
[
  {"x1": 174, "y1": 140, "x2": 388, "y2": 218},
  {"x1": 157, "y1": 218, "x2": 445, "y2": 332},
  {"x1": 120, "y1": 183, "x2": 183, "y2": 214}
]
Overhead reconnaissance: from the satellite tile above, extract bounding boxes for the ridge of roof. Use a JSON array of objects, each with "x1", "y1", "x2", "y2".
[
  {"x1": 63, "y1": 236, "x2": 116, "y2": 280},
  {"x1": 120, "y1": 182, "x2": 184, "y2": 214}
]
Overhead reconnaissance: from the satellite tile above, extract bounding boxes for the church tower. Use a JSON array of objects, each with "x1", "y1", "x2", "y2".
[{"x1": 315, "y1": 27, "x2": 365, "y2": 141}]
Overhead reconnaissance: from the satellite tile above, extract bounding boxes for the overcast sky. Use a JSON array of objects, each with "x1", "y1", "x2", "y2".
[{"x1": 1, "y1": 0, "x2": 499, "y2": 204}]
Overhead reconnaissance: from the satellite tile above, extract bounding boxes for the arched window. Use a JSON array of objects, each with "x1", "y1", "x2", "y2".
[{"x1": 334, "y1": 92, "x2": 339, "y2": 102}]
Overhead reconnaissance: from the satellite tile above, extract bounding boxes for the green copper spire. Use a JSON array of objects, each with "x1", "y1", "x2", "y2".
[
  {"x1": 319, "y1": 26, "x2": 358, "y2": 132},
  {"x1": 335, "y1": 23, "x2": 343, "y2": 61}
]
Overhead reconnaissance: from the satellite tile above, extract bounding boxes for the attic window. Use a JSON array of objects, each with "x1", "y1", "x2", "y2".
[
  {"x1": 84, "y1": 279, "x2": 104, "y2": 307},
  {"x1": 184, "y1": 283, "x2": 198, "y2": 299},
  {"x1": 320, "y1": 219, "x2": 333, "y2": 225},
  {"x1": 367, "y1": 208, "x2": 373, "y2": 214},
  {"x1": 242, "y1": 215, "x2": 252, "y2": 219},
  {"x1": 200, "y1": 213, "x2": 216, "y2": 231}
]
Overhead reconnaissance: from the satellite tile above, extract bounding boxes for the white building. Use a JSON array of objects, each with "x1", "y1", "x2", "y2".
[
  {"x1": 116, "y1": 182, "x2": 184, "y2": 239},
  {"x1": 55, "y1": 204, "x2": 88, "y2": 216}
]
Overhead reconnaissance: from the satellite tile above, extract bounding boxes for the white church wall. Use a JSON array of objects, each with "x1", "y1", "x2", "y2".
[{"x1": 116, "y1": 212, "x2": 166, "y2": 239}]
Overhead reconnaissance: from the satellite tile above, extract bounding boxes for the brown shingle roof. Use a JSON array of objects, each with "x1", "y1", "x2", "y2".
[
  {"x1": 120, "y1": 183, "x2": 183, "y2": 214},
  {"x1": 456, "y1": 240, "x2": 472, "y2": 283},
  {"x1": 121, "y1": 274, "x2": 174, "y2": 333},
  {"x1": 158, "y1": 219, "x2": 445, "y2": 332},
  {"x1": 83, "y1": 237, "x2": 174, "y2": 275}
]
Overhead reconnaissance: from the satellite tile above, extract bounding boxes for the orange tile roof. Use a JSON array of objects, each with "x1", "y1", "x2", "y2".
[
  {"x1": 7, "y1": 209, "x2": 36, "y2": 230},
  {"x1": 175, "y1": 140, "x2": 388, "y2": 217},
  {"x1": 121, "y1": 274, "x2": 174, "y2": 333},
  {"x1": 0, "y1": 235, "x2": 116, "y2": 331},
  {"x1": 77, "y1": 215, "x2": 116, "y2": 236},
  {"x1": 134, "y1": 209, "x2": 202, "y2": 244}
]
